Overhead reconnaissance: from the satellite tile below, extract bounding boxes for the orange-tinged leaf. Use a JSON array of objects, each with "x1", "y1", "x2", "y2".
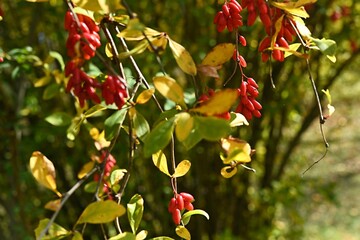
[
  {"x1": 221, "y1": 166, "x2": 238, "y2": 178},
  {"x1": 77, "y1": 161, "x2": 95, "y2": 179},
  {"x1": 172, "y1": 160, "x2": 191, "y2": 178},
  {"x1": 152, "y1": 151, "x2": 171, "y2": 176},
  {"x1": 201, "y1": 43, "x2": 235, "y2": 67},
  {"x1": 175, "y1": 226, "x2": 191, "y2": 240},
  {"x1": 168, "y1": 38, "x2": 197, "y2": 76},
  {"x1": 153, "y1": 76, "x2": 186, "y2": 107},
  {"x1": 197, "y1": 65, "x2": 221, "y2": 78},
  {"x1": 175, "y1": 113, "x2": 194, "y2": 142},
  {"x1": 44, "y1": 199, "x2": 61, "y2": 211},
  {"x1": 136, "y1": 88, "x2": 155, "y2": 105},
  {"x1": 29, "y1": 151, "x2": 62, "y2": 197},
  {"x1": 76, "y1": 200, "x2": 126, "y2": 225},
  {"x1": 191, "y1": 89, "x2": 238, "y2": 116}
]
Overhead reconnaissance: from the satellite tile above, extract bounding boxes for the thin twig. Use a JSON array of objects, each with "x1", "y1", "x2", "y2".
[{"x1": 38, "y1": 167, "x2": 98, "y2": 240}]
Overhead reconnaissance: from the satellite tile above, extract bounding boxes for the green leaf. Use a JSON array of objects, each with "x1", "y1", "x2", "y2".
[
  {"x1": 118, "y1": 40, "x2": 149, "y2": 59},
  {"x1": 181, "y1": 209, "x2": 210, "y2": 226},
  {"x1": 110, "y1": 169, "x2": 127, "y2": 186},
  {"x1": 153, "y1": 76, "x2": 186, "y2": 108},
  {"x1": 72, "y1": 231, "x2": 83, "y2": 240},
  {"x1": 84, "y1": 104, "x2": 107, "y2": 118},
  {"x1": 175, "y1": 112, "x2": 194, "y2": 142},
  {"x1": 76, "y1": 200, "x2": 126, "y2": 225},
  {"x1": 175, "y1": 226, "x2": 191, "y2": 240},
  {"x1": 45, "y1": 112, "x2": 72, "y2": 126},
  {"x1": 84, "y1": 181, "x2": 98, "y2": 193},
  {"x1": 201, "y1": 43, "x2": 235, "y2": 67},
  {"x1": 148, "y1": 237, "x2": 175, "y2": 240},
  {"x1": 168, "y1": 38, "x2": 197, "y2": 76},
  {"x1": 43, "y1": 83, "x2": 61, "y2": 100},
  {"x1": 49, "y1": 51, "x2": 65, "y2": 71},
  {"x1": 35, "y1": 218, "x2": 70, "y2": 240},
  {"x1": 196, "y1": 116, "x2": 231, "y2": 141},
  {"x1": 130, "y1": 108, "x2": 150, "y2": 141},
  {"x1": 109, "y1": 232, "x2": 136, "y2": 240},
  {"x1": 104, "y1": 108, "x2": 128, "y2": 140},
  {"x1": 311, "y1": 37, "x2": 337, "y2": 62},
  {"x1": 127, "y1": 194, "x2": 144, "y2": 234},
  {"x1": 152, "y1": 151, "x2": 171, "y2": 176},
  {"x1": 143, "y1": 118, "x2": 176, "y2": 157},
  {"x1": 172, "y1": 160, "x2": 191, "y2": 178}
]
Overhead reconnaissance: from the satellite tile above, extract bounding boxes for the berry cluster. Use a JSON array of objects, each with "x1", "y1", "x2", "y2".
[
  {"x1": 198, "y1": 89, "x2": 231, "y2": 120},
  {"x1": 93, "y1": 151, "x2": 117, "y2": 199},
  {"x1": 168, "y1": 192, "x2": 195, "y2": 225},
  {"x1": 64, "y1": 11, "x2": 128, "y2": 109},
  {"x1": 242, "y1": 0, "x2": 296, "y2": 62},
  {"x1": 213, "y1": 0, "x2": 243, "y2": 32},
  {"x1": 102, "y1": 75, "x2": 128, "y2": 109},
  {"x1": 235, "y1": 78, "x2": 262, "y2": 120}
]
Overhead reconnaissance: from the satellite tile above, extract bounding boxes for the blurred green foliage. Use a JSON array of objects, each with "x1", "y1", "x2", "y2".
[{"x1": 0, "y1": 0, "x2": 359, "y2": 239}]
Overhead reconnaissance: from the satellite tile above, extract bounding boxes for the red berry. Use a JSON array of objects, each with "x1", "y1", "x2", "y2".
[
  {"x1": 172, "y1": 209, "x2": 181, "y2": 225},
  {"x1": 239, "y1": 35, "x2": 247, "y2": 46},
  {"x1": 184, "y1": 201, "x2": 194, "y2": 211},
  {"x1": 176, "y1": 194, "x2": 184, "y2": 211},
  {"x1": 168, "y1": 198, "x2": 177, "y2": 213}
]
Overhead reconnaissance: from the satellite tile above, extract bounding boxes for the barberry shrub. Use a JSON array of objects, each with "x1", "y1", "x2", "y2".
[{"x1": 16, "y1": 0, "x2": 340, "y2": 239}]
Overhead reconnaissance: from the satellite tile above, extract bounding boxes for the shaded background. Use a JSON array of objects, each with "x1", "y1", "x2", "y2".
[{"x1": 0, "y1": 0, "x2": 359, "y2": 239}]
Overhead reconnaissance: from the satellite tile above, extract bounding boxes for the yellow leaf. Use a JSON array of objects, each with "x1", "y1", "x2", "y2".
[
  {"x1": 105, "y1": 43, "x2": 113, "y2": 58},
  {"x1": 175, "y1": 113, "x2": 194, "y2": 142},
  {"x1": 136, "y1": 88, "x2": 155, "y2": 105},
  {"x1": 148, "y1": 33, "x2": 168, "y2": 54},
  {"x1": 221, "y1": 138, "x2": 251, "y2": 164},
  {"x1": 152, "y1": 151, "x2": 171, "y2": 176},
  {"x1": 168, "y1": 38, "x2": 197, "y2": 76},
  {"x1": 271, "y1": 15, "x2": 285, "y2": 47},
  {"x1": 221, "y1": 166, "x2": 238, "y2": 178},
  {"x1": 270, "y1": 2, "x2": 310, "y2": 18},
  {"x1": 44, "y1": 199, "x2": 61, "y2": 211},
  {"x1": 295, "y1": 0, "x2": 317, "y2": 8},
  {"x1": 191, "y1": 89, "x2": 238, "y2": 116},
  {"x1": 172, "y1": 160, "x2": 191, "y2": 178},
  {"x1": 292, "y1": 16, "x2": 312, "y2": 38},
  {"x1": 90, "y1": 128, "x2": 111, "y2": 150},
  {"x1": 175, "y1": 225, "x2": 191, "y2": 240},
  {"x1": 153, "y1": 76, "x2": 186, "y2": 107},
  {"x1": 201, "y1": 43, "x2": 235, "y2": 67},
  {"x1": 26, "y1": 0, "x2": 49, "y2": 2},
  {"x1": 29, "y1": 151, "x2": 62, "y2": 197},
  {"x1": 72, "y1": 0, "x2": 102, "y2": 12},
  {"x1": 117, "y1": 27, "x2": 161, "y2": 41},
  {"x1": 77, "y1": 161, "x2": 95, "y2": 179}
]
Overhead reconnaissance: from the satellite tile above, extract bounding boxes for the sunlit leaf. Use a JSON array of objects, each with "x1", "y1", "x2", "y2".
[
  {"x1": 294, "y1": 0, "x2": 317, "y2": 8},
  {"x1": 90, "y1": 128, "x2": 111, "y2": 150},
  {"x1": 72, "y1": 231, "x2": 83, "y2": 240},
  {"x1": 284, "y1": 43, "x2": 302, "y2": 58},
  {"x1": 153, "y1": 76, "x2": 186, "y2": 108},
  {"x1": 127, "y1": 194, "x2": 144, "y2": 234},
  {"x1": 144, "y1": 117, "x2": 176, "y2": 157},
  {"x1": 168, "y1": 38, "x2": 197, "y2": 76},
  {"x1": 270, "y1": 2, "x2": 311, "y2": 18},
  {"x1": 84, "y1": 104, "x2": 107, "y2": 118},
  {"x1": 26, "y1": 0, "x2": 49, "y2": 2},
  {"x1": 44, "y1": 199, "x2": 61, "y2": 212},
  {"x1": 109, "y1": 232, "x2": 136, "y2": 240},
  {"x1": 29, "y1": 151, "x2": 62, "y2": 197},
  {"x1": 76, "y1": 200, "x2": 126, "y2": 225},
  {"x1": 229, "y1": 112, "x2": 249, "y2": 127},
  {"x1": 118, "y1": 40, "x2": 149, "y2": 59},
  {"x1": 191, "y1": 89, "x2": 238, "y2": 116},
  {"x1": 136, "y1": 230, "x2": 148, "y2": 240},
  {"x1": 105, "y1": 43, "x2": 114, "y2": 58},
  {"x1": 221, "y1": 166, "x2": 238, "y2": 178},
  {"x1": 117, "y1": 27, "x2": 160, "y2": 41},
  {"x1": 271, "y1": 15, "x2": 284, "y2": 47},
  {"x1": 110, "y1": 169, "x2": 128, "y2": 186},
  {"x1": 152, "y1": 151, "x2": 171, "y2": 176},
  {"x1": 148, "y1": 237, "x2": 175, "y2": 240},
  {"x1": 72, "y1": 0, "x2": 102, "y2": 12},
  {"x1": 221, "y1": 138, "x2": 251, "y2": 164},
  {"x1": 201, "y1": 43, "x2": 235, "y2": 67},
  {"x1": 172, "y1": 160, "x2": 191, "y2": 178},
  {"x1": 175, "y1": 112, "x2": 194, "y2": 142},
  {"x1": 98, "y1": 0, "x2": 125, "y2": 13},
  {"x1": 77, "y1": 161, "x2": 95, "y2": 179},
  {"x1": 322, "y1": 89, "x2": 335, "y2": 117},
  {"x1": 292, "y1": 16, "x2": 312, "y2": 38},
  {"x1": 175, "y1": 226, "x2": 191, "y2": 240},
  {"x1": 35, "y1": 218, "x2": 70, "y2": 240},
  {"x1": 136, "y1": 88, "x2": 155, "y2": 105},
  {"x1": 45, "y1": 112, "x2": 72, "y2": 126},
  {"x1": 181, "y1": 209, "x2": 210, "y2": 226}
]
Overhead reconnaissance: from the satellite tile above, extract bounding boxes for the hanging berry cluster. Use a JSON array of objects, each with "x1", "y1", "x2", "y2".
[
  {"x1": 93, "y1": 151, "x2": 117, "y2": 199},
  {"x1": 64, "y1": 11, "x2": 128, "y2": 109},
  {"x1": 213, "y1": 0, "x2": 243, "y2": 32},
  {"x1": 168, "y1": 192, "x2": 195, "y2": 225},
  {"x1": 235, "y1": 78, "x2": 262, "y2": 120}
]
